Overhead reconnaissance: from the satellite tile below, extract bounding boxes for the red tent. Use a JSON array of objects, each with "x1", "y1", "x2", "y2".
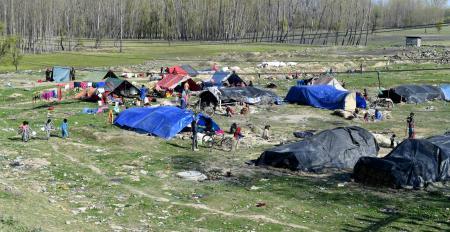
[
  {"x1": 167, "y1": 66, "x2": 188, "y2": 76},
  {"x1": 156, "y1": 74, "x2": 201, "y2": 91}
]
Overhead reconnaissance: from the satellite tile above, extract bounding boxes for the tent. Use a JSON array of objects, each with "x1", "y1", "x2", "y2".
[
  {"x1": 103, "y1": 70, "x2": 119, "y2": 79},
  {"x1": 180, "y1": 65, "x2": 199, "y2": 77},
  {"x1": 255, "y1": 126, "x2": 379, "y2": 172},
  {"x1": 167, "y1": 66, "x2": 188, "y2": 76},
  {"x1": 227, "y1": 72, "x2": 245, "y2": 86},
  {"x1": 114, "y1": 106, "x2": 220, "y2": 139},
  {"x1": 156, "y1": 74, "x2": 201, "y2": 91},
  {"x1": 354, "y1": 133, "x2": 450, "y2": 188},
  {"x1": 52, "y1": 66, "x2": 74, "y2": 82},
  {"x1": 204, "y1": 71, "x2": 245, "y2": 87},
  {"x1": 285, "y1": 85, "x2": 357, "y2": 111},
  {"x1": 299, "y1": 76, "x2": 346, "y2": 91},
  {"x1": 379, "y1": 85, "x2": 443, "y2": 103},
  {"x1": 440, "y1": 84, "x2": 450, "y2": 101},
  {"x1": 104, "y1": 77, "x2": 140, "y2": 98},
  {"x1": 198, "y1": 86, "x2": 280, "y2": 107}
]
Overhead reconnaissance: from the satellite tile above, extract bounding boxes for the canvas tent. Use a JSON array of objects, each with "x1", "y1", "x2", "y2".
[
  {"x1": 440, "y1": 84, "x2": 450, "y2": 101},
  {"x1": 52, "y1": 66, "x2": 74, "y2": 82},
  {"x1": 300, "y1": 76, "x2": 346, "y2": 91},
  {"x1": 198, "y1": 86, "x2": 280, "y2": 107},
  {"x1": 180, "y1": 65, "x2": 199, "y2": 77},
  {"x1": 167, "y1": 66, "x2": 188, "y2": 76},
  {"x1": 103, "y1": 70, "x2": 119, "y2": 79},
  {"x1": 104, "y1": 77, "x2": 140, "y2": 98},
  {"x1": 285, "y1": 85, "x2": 357, "y2": 111},
  {"x1": 379, "y1": 85, "x2": 443, "y2": 103},
  {"x1": 114, "y1": 106, "x2": 220, "y2": 139},
  {"x1": 354, "y1": 133, "x2": 450, "y2": 188},
  {"x1": 204, "y1": 71, "x2": 246, "y2": 87},
  {"x1": 254, "y1": 126, "x2": 379, "y2": 172},
  {"x1": 156, "y1": 74, "x2": 201, "y2": 91}
]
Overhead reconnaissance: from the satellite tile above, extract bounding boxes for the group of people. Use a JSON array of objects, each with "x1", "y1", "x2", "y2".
[{"x1": 18, "y1": 118, "x2": 69, "y2": 142}]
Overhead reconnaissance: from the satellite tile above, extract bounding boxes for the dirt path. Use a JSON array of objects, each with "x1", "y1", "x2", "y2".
[{"x1": 49, "y1": 142, "x2": 314, "y2": 231}]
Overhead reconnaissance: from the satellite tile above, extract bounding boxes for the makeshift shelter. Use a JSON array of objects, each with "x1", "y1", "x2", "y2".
[
  {"x1": 167, "y1": 66, "x2": 188, "y2": 76},
  {"x1": 52, "y1": 66, "x2": 74, "y2": 82},
  {"x1": 379, "y1": 85, "x2": 443, "y2": 103},
  {"x1": 255, "y1": 126, "x2": 379, "y2": 172},
  {"x1": 104, "y1": 77, "x2": 140, "y2": 98},
  {"x1": 156, "y1": 74, "x2": 201, "y2": 92},
  {"x1": 74, "y1": 87, "x2": 99, "y2": 101},
  {"x1": 227, "y1": 72, "x2": 245, "y2": 86},
  {"x1": 180, "y1": 65, "x2": 199, "y2": 77},
  {"x1": 198, "y1": 86, "x2": 280, "y2": 107},
  {"x1": 354, "y1": 133, "x2": 450, "y2": 188},
  {"x1": 203, "y1": 71, "x2": 245, "y2": 87},
  {"x1": 299, "y1": 76, "x2": 346, "y2": 91},
  {"x1": 285, "y1": 85, "x2": 357, "y2": 111},
  {"x1": 103, "y1": 70, "x2": 119, "y2": 79},
  {"x1": 114, "y1": 106, "x2": 220, "y2": 139},
  {"x1": 440, "y1": 84, "x2": 450, "y2": 101}
]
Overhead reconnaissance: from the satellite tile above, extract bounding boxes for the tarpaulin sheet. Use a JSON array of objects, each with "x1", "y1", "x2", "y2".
[
  {"x1": 180, "y1": 65, "x2": 199, "y2": 77},
  {"x1": 356, "y1": 93, "x2": 367, "y2": 109},
  {"x1": 440, "y1": 84, "x2": 450, "y2": 101},
  {"x1": 285, "y1": 85, "x2": 350, "y2": 110},
  {"x1": 210, "y1": 71, "x2": 230, "y2": 86},
  {"x1": 114, "y1": 106, "x2": 194, "y2": 139},
  {"x1": 52, "y1": 66, "x2": 71, "y2": 83},
  {"x1": 255, "y1": 126, "x2": 379, "y2": 172},
  {"x1": 354, "y1": 133, "x2": 450, "y2": 188},
  {"x1": 219, "y1": 87, "x2": 280, "y2": 105},
  {"x1": 115, "y1": 106, "x2": 221, "y2": 139},
  {"x1": 380, "y1": 85, "x2": 443, "y2": 103}
]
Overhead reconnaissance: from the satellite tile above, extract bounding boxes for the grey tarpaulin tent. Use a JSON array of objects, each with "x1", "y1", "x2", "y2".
[
  {"x1": 254, "y1": 126, "x2": 379, "y2": 172},
  {"x1": 379, "y1": 85, "x2": 443, "y2": 103},
  {"x1": 354, "y1": 133, "x2": 450, "y2": 188},
  {"x1": 198, "y1": 86, "x2": 280, "y2": 107}
]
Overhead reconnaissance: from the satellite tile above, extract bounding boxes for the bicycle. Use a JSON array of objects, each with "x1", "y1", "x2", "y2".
[{"x1": 202, "y1": 132, "x2": 233, "y2": 152}]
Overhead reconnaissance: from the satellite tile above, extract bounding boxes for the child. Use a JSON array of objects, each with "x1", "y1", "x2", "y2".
[
  {"x1": 19, "y1": 121, "x2": 30, "y2": 142},
  {"x1": 232, "y1": 127, "x2": 244, "y2": 151},
  {"x1": 44, "y1": 118, "x2": 54, "y2": 140},
  {"x1": 61, "y1": 119, "x2": 69, "y2": 138},
  {"x1": 262, "y1": 125, "x2": 271, "y2": 140}
]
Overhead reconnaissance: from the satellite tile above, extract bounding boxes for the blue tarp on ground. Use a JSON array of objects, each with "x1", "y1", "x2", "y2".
[
  {"x1": 441, "y1": 85, "x2": 450, "y2": 101},
  {"x1": 114, "y1": 106, "x2": 220, "y2": 139},
  {"x1": 52, "y1": 66, "x2": 71, "y2": 82},
  {"x1": 285, "y1": 85, "x2": 350, "y2": 110}
]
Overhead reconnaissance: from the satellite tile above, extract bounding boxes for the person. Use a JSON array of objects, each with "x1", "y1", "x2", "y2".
[
  {"x1": 262, "y1": 125, "x2": 270, "y2": 140},
  {"x1": 140, "y1": 85, "x2": 148, "y2": 105},
  {"x1": 374, "y1": 109, "x2": 383, "y2": 121},
  {"x1": 342, "y1": 81, "x2": 346, "y2": 89},
  {"x1": 70, "y1": 67, "x2": 76, "y2": 80},
  {"x1": 44, "y1": 118, "x2": 54, "y2": 140},
  {"x1": 240, "y1": 103, "x2": 249, "y2": 115},
  {"x1": 160, "y1": 67, "x2": 164, "y2": 74},
  {"x1": 390, "y1": 134, "x2": 396, "y2": 148},
  {"x1": 406, "y1": 112, "x2": 415, "y2": 139},
  {"x1": 191, "y1": 117, "x2": 198, "y2": 151},
  {"x1": 108, "y1": 110, "x2": 114, "y2": 124},
  {"x1": 113, "y1": 102, "x2": 121, "y2": 113},
  {"x1": 230, "y1": 123, "x2": 237, "y2": 134},
  {"x1": 233, "y1": 126, "x2": 244, "y2": 151},
  {"x1": 248, "y1": 81, "x2": 253, "y2": 87},
  {"x1": 363, "y1": 88, "x2": 369, "y2": 100},
  {"x1": 204, "y1": 117, "x2": 214, "y2": 135},
  {"x1": 18, "y1": 121, "x2": 31, "y2": 142},
  {"x1": 226, "y1": 106, "x2": 234, "y2": 117},
  {"x1": 180, "y1": 83, "x2": 190, "y2": 109},
  {"x1": 363, "y1": 112, "x2": 369, "y2": 122},
  {"x1": 61, "y1": 119, "x2": 69, "y2": 138}
]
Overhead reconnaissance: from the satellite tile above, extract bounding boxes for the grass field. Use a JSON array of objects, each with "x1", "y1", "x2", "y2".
[{"x1": 0, "y1": 38, "x2": 449, "y2": 231}]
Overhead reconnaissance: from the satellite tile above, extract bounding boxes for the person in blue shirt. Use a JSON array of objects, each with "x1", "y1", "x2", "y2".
[
  {"x1": 140, "y1": 85, "x2": 148, "y2": 105},
  {"x1": 375, "y1": 109, "x2": 383, "y2": 121},
  {"x1": 61, "y1": 118, "x2": 69, "y2": 138}
]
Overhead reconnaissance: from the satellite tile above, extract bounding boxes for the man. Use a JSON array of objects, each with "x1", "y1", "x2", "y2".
[
  {"x1": 374, "y1": 109, "x2": 383, "y2": 121},
  {"x1": 406, "y1": 112, "x2": 415, "y2": 139},
  {"x1": 191, "y1": 117, "x2": 198, "y2": 151},
  {"x1": 140, "y1": 85, "x2": 148, "y2": 105}
]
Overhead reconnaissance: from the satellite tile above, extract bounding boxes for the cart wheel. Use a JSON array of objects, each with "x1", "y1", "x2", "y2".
[
  {"x1": 202, "y1": 135, "x2": 213, "y2": 148},
  {"x1": 221, "y1": 137, "x2": 233, "y2": 152}
]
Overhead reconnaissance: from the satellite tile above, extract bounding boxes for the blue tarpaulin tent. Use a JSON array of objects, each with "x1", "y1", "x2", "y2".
[
  {"x1": 441, "y1": 85, "x2": 450, "y2": 101},
  {"x1": 114, "y1": 106, "x2": 220, "y2": 139},
  {"x1": 52, "y1": 66, "x2": 72, "y2": 82},
  {"x1": 285, "y1": 85, "x2": 356, "y2": 111},
  {"x1": 203, "y1": 71, "x2": 231, "y2": 87}
]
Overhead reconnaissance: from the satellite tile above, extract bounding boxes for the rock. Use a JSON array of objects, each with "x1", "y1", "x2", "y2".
[{"x1": 250, "y1": 186, "x2": 262, "y2": 190}]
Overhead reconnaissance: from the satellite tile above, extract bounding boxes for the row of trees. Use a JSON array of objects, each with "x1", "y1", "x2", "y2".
[
  {"x1": 0, "y1": 23, "x2": 21, "y2": 70},
  {"x1": 0, "y1": 0, "x2": 447, "y2": 53}
]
